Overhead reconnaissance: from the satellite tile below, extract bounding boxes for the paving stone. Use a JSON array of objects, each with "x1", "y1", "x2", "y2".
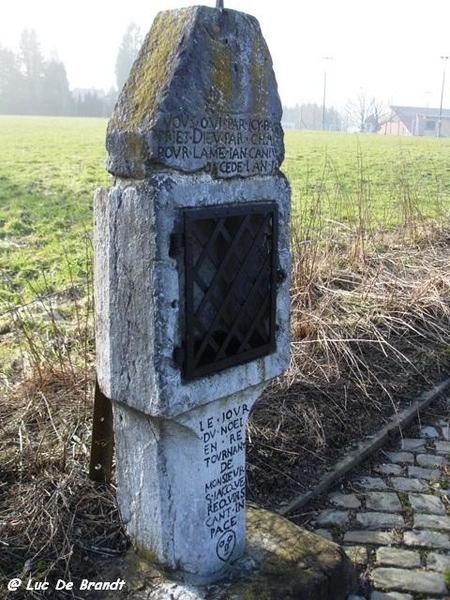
[
  {"x1": 355, "y1": 476, "x2": 388, "y2": 490},
  {"x1": 328, "y1": 491, "x2": 361, "y2": 509},
  {"x1": 404, "y1": 529, "x2": 450, "y2": 550},
  {"x1": 414, "y1": 514, "x2": 450, "y2": 531},
  {"x1": 401, "y1": 438, "x2": 426, "y2": 451},
  {"x1": 313, "y1": 528, "x2": 334, "y2": 541},
  {"x1": 416, "y1": 453, "x2": 446, "y2": 468},
  {"x1": 384, "y1": 451, "x2": 414, "y2": 464},
  {"x1": 420, "y1": 425, "x2": 440, "y2": 439},
  {"x1": 343, "y1": 530, "x2": 397, "y2": 545},
  {"x1": 372, "y1": 567, "x2": 448, "y2": 595},
  {"x1": 377, "y1": 464, "x2": 404, "y2": 476},
  {"x1": 344, "y1": 545, "x2": 368, "y2": 565},
  {"x1": 434, "y1": 441, "x2": 450, "y2": 454},
  {"x1": 389, "y1": 476, "x2": 428, "y2": 493},
  {"x1": 356, "y1": 512, "x2": 404, "y2": 530},
  {"x1": 375, "y1": 547, "x2": 421, "y2": 568},
  {"x1": 441, "y1": 424, "x2": 450, "y2": 440},
  {"x1": 408, "y1": 493, "x2": 446, "y2": 515},
  {"x1": 371, "y1": 593, "x2": 413, "y2": 600},
  {"x1": 366, "y1": 491, "x2": 402, "y2": 512},
  {"x1": 407, "y1": 466, "x2": 441, "y2": 481},
  {"x1": 377, "y1": 546, "x2": 420, "y2": 569},
  {"x1": 313, "y1": 509, "x2": 349, "y2": 527},
  {"x1": 426, "y1": 551, "x2": 450, "y2": 571}
]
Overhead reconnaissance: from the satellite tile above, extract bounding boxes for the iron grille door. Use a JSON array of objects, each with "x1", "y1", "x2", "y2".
[{"x1": 183, "y1": 202, "x2": 278, "y2": 380}]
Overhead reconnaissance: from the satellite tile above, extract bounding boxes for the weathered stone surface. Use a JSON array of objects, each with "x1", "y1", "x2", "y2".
[
  {"x1": 344, "y1": 546, "x2": 368, "y2": 565},
  {"x1": 113, "y1": 395, "x2": 259, "y2": 576},
  {"x1": 384, "y1": 451, "x2": 414, "y2": 464},
  {"x1": 329, "y1": 491, "x2": 361, "y2": 509},
  {"x1": 389, "y1": 477, "x2": 428, "y2": 493},
  {"x1": 120, "y1": 507, "x2": 356, "y2": 599},
  {"x1": 95, "y1": 174, "x2": 291, "y2": 417},
  {"x1": 442, "y1": 423, "x2": 450, "y2": 440},
  {"x1": 404, "y1": 530, "x2": 450, "y2": 550},
  {"x1": 371, "y1": 592, "x2": 413, "y2": 600},
  {"x1": 407, "y1": 466, "x2": 441, "y2": 481},
  {"x1": 434, "y1": 441, "x2": 450, "y2": 454},
  {"x1": 242, "y1": 507, "x2": 356, "y2": 599},
  {"x1": 372, "y1": 567, "x2": 448, "y2": 595},
  {"x1": 414, "y1": 514, "x2": 450, "y2": 531},
  {"x1": 354, "y1": 476, "x2": 387, "y2": 490},
  {"x1": 420, "y1": 425, "x2": 440, "y2": 438},
  {"x1": 106, "y1": 7, "x2": 283, "y2": 179},
  {"x1": 416, "y1": 453, "x2": 446, "y2": 468},
  {"x1": 377, "y1": 464, "x2": 404, "y2": 476},
  {"x1": 426, "y1": 551, "x2": 450, "y2": 571},
  {"x1": 313, "y1": 509, "x2": 349, "y2": 528},
  {"x1": 314, "y1": 528, "x2": 334, "y2": 541},
  {"x1": 375, "y1": 547, "x2": 421, "y2": 568},
  {"x1": 408, "y1": 493, "x2": 446, "y2": 515},
  {"x1": 343, "y1": 531, "x2": 397, "y2": 545},
  {"x1": 365, "y1": 491, "x2": 402, "y2": 512},
  {"x1": 355, "y1": 512, "x2": 404, "y2": 530},
  {"x1": 401, "y1": 438, "x2": 425, "y2": 452}
]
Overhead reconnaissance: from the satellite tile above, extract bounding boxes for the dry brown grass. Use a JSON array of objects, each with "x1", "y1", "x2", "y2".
[
  {"x1": 2, "y1": 220, "x2": 450, "y2": 595},
  {"x1": 247, "y1": 222, "x2": 450, "y2": 505},
  {"x1": 0, "y1": 372, "x2": 127, "y2": 599}
]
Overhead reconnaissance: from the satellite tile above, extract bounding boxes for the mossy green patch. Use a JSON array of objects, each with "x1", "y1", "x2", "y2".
[{"x1": 110, "y1": 8, "x2": 194, "y2": 132}]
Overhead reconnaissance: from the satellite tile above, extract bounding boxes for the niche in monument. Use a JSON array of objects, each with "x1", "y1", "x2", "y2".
[{"x1": 172, "y1": 202, "x2": 280, "y2": 380}]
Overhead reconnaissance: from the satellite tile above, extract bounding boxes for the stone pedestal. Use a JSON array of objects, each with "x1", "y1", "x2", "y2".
[{"x1": 113, "y1": 387, "x2": 264, "y2": 579}]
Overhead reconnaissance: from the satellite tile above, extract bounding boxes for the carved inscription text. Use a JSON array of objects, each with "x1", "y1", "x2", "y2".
[
  {"x1": 199, "y1": 402, "x2": 250, "y2": 560},
  {"x1": 153, "y1": 114, "x2": 282, "y2": 176}
]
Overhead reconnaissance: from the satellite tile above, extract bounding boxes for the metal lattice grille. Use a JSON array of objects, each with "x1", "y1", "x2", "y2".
[{"x1": 183, "y1": 203, "x2": 278, "y2": 380}]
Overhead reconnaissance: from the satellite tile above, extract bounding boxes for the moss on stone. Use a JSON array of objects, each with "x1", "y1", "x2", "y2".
[{"x1": 110, "y1": 8, "x2": 194, "y2": 131}]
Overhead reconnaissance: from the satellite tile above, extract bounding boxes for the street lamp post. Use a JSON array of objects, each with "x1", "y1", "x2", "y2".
[
  {"x1": 437, "y1": 55, "x2": 448, "y2": 138},
  {"x1": 322, "y1": 56, "x2": 333, "y2": 131}
]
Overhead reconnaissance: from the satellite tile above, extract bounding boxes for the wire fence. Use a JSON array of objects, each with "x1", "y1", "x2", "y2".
[{"x1": 0, "y1": 280, "x2": 91, "y2": 318}]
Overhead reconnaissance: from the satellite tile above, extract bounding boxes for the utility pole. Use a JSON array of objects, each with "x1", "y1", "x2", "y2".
[
  {"x1": 322, "y1": 56, "x2": 333, "y2": 131},
  {"x1": 437, "y1": 55, "x2": 448, "y2": 138}
]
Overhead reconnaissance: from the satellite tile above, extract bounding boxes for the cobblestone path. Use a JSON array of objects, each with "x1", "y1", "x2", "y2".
[{"x1": 307, "y1": 419, "x2": 450, "y2": 599}]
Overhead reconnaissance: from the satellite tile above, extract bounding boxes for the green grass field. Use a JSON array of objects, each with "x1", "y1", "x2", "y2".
[
  {"x1": 1, "y1": 116, "x2": 450, "y2": 309},
  {"x1": 284, "y1": 129, "x2": 450, "y2": 233},
  {"x1": 0, "y1": 116, "x2": 109, "y2": 308}
]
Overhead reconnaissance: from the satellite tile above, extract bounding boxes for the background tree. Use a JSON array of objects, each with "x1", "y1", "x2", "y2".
[
  {"x1": 345, "y1": 90, "x2": 388, "y2": 132},
  {"x1": 19, "y1": 29, "x2": 45, "y2": 112},
  {"x1": 41, "y1": 59, "x2": 72, "y2": 115},
  {"x1": 115, "y1": 22, "x2": 143, "y2": 92},
  {"x1": 0, "y1": 45, "x2": 25, "y2": 113}
]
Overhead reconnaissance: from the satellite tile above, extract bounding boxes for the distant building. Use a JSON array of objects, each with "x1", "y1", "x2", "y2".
[{"x1": 380, "y1": 105, "x2": 450, "y2": 137}]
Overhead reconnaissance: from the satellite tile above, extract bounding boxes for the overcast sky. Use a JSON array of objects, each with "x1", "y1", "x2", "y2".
[{"x1": 1, "y1": 0, "x2": 450, "y2": 110}]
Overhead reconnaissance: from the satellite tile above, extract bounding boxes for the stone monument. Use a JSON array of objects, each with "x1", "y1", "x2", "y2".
[{"x1": 94, "y1": 4, "x2": 291, "y2": 582}]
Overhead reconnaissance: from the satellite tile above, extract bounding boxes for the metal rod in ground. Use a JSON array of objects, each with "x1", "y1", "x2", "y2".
[
  {"x1": 216, "y1": 0, "x2": 224, "y2": 8},
  {"x1": 89, "y1": 379, "x2": 114, "y2": 483}
]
